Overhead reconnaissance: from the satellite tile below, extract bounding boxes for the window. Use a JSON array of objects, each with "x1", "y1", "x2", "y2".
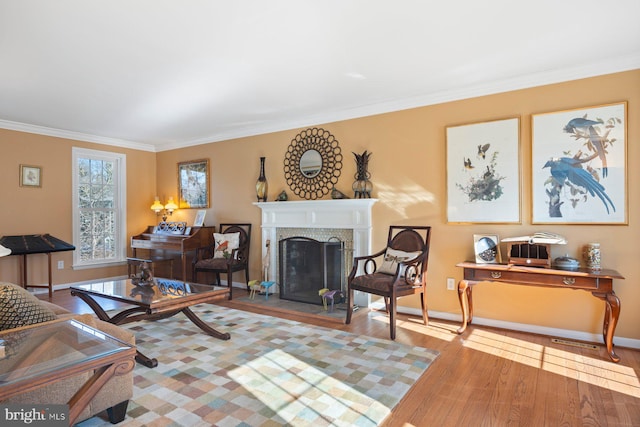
[{"x1": 72, "y1": 147, "x2": 126, "y2": 268}]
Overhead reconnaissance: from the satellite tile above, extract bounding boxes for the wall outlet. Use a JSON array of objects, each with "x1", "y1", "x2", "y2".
[
  {"x1": 447, "y1": 277, "x2": 455, "y2": 290},
  {"x1": 57, "y1": 260, "x2": 64, "y2": 270}
]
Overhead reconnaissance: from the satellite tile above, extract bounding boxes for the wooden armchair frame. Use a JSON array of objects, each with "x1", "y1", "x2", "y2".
[
  {"x1": 346, "y1": 225, "x2": 432, "y2": 339},
  {"x1": 192, "y1": 223, "x2": 251, "y2": 300}
]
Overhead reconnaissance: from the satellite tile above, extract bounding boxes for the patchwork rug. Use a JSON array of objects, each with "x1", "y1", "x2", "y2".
[{"x1": 78, "y1": 305, "x2": 439, "y2": 427}]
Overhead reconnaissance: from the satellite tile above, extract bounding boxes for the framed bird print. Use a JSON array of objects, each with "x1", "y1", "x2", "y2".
[
  {"x1": 446, "y1": 117, "x2": 521, "y2": 224},
  {"x1": 531, "y1": 102, "x2": 627, "y2": 224}
]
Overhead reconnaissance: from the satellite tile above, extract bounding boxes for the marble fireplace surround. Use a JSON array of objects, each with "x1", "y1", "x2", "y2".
[{"x1": 254, "y1": 199, "x2": 377, "y2": 307}]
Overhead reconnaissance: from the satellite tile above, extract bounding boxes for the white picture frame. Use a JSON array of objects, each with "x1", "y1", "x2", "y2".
[{"x1": 193, "y1": 209, "x2": 206, "y2": 227}]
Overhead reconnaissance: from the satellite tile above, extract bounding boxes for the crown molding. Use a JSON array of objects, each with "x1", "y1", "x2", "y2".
[
  {"x1": 0, "y1": 119, "x2": 157, "y2": 152},
  {"x1": 169, "y1": 53, "x2": 640, "y2": 152},
  {"x1": 2, "y1": 52, "x2": 639, "y2": 153}
]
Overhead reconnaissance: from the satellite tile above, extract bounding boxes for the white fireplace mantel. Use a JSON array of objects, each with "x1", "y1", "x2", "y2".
[{"x1": 254, "y1": 199, "x2": 378, "y2": 306}]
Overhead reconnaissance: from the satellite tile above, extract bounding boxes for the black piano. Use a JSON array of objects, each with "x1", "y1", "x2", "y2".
[{"x1": 0, "y1": 234, "x2": 75, "y2": 297}]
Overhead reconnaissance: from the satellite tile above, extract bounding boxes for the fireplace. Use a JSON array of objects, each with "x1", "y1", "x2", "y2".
[
  {"x1": 254, "y1": 199, "x2": 377, "y2": 307},
  {"x1": 279, "y1": 237, "x2": 344, "y2": 305}
]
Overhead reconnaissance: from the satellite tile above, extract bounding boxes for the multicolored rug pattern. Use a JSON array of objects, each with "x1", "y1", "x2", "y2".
[{"x1": 78, "y1": 305, "x2": 438, "y2": 426}]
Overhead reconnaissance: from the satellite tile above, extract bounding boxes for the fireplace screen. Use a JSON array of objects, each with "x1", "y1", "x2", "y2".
[{"x1": 279, "y1": 237, "x2": 344, "y2": 305}]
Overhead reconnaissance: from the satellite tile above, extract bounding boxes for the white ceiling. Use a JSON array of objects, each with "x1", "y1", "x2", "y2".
[{"x1": 1, "y1": 1, "x2": 639, "y2": 152}]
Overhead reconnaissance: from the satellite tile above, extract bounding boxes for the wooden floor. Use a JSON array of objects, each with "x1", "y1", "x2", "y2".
[{"x1": 41, "y1": 289, "x2": 640, "y2": 426}]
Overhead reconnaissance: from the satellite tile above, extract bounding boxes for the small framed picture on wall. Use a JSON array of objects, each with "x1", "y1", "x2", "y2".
[{"x1": 20, "y1": 164, "x2": 42, "y2": 187}]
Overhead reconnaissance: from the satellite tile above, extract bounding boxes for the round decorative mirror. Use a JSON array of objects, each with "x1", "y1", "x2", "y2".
[
  {"x1": 299, "y1": 149, "x2": 322, "y2": 178},
  {"x1": 284, "y1": 128, "x2": 342, "y2": 200}
]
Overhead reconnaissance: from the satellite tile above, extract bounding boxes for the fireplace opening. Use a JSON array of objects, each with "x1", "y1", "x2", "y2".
[{"x1": 278, "y1": 237, "x2": 344, "y2": 305}]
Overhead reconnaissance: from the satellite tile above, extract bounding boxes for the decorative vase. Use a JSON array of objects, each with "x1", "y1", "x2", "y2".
[
  {"x1": 256, "y1": 157, "x2": 268, "y2": 202},
  {"x1": 583, "y1": 243, "x2": 601, "y2": 270},
  {"x1": 352, "y1": 150, "x2": 373, "y2": 198}
]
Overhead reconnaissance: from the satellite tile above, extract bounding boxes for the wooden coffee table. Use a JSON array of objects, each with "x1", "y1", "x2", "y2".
[
  {"x1": 0, "y1": 319, "x2": 135, "y2": 426},
  {"x1": 70, "y1": 278, "x2": 230, "y2": 368}
]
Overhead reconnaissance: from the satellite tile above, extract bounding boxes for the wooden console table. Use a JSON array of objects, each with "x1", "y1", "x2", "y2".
[{"x1": 455, "y1": 262, "x2": 624, "y2": 363}]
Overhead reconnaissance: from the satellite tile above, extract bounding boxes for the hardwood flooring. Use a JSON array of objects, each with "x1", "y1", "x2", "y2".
[{"x1": 40, "y1": 289, "x2": 640, "y2": 426}]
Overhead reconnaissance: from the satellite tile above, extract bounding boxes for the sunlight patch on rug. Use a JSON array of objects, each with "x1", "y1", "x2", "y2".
[
  {"x1": 230, "y1": 349, "x2": 392, "y2": 425},
  {"x1": 77, "y1": 305, "x2": 439, "y2": 427}
]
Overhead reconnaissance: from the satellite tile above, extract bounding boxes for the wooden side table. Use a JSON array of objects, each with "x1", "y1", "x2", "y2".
[{"x1": 455, "y1": 262, "x2": 624, "y2": 362}]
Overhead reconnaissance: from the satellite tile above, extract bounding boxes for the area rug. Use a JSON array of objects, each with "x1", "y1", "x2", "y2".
[{"x1": 77, "y1": 305, "x2": 439, "y2": 427}]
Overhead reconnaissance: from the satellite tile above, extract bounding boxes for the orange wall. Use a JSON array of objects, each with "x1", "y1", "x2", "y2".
[
  {"x1": 158, "y1": 70, "x2": 639, "y2": 340},
  {"x1": 0, "y1": 130, "x2": 157, "y2": 284},
  {"x1": 0, "y1": 69, "x2": 637, "y2": 341}
]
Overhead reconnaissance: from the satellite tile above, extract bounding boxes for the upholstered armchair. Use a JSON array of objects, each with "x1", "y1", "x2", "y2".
[
  {"x1": 192, "y1": 224, "x2": 251, "y2": 299},
  {"x1": 346, "y1": 225, "x2": 432, "y2": 340}
]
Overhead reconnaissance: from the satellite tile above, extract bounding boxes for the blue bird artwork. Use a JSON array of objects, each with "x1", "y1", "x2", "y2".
[
  {"x1": 537, "y1": 106, "x2": 623, "y2": 220},
  {"x1": 588, "y1": 125, "x2": 608, "y2": 177},
  {"x1": 562, "y1": 117, "x2": 601, "y2": 134},
  {"x1": 563, "y1": 116, "x2": 611, "y2": 178},
  {"x1": 543, "y1": 157, "x2": 615, "y2": 216}
]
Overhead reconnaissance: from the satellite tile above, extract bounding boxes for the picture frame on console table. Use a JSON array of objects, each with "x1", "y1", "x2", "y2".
[
  {"x1": 19, "y1": 164, "x2": 42, "y2": 188},
  {"x1": 473, "y1": 234, "x2": 501, "y2": 264},
  {"x1": 531, "y1": 102, "x2": 627, "y2": 225},
  {"x1": 178, "y1": 159, "x2": 210, "y2": 209},
  {"x1": 193, "y1": 209, "x2": 206, "y2": 227},
  {"x1": 446, "y1": 117, "x2": 521, "y2": 224}
]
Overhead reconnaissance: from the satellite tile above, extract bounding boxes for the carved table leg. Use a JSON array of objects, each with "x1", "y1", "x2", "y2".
[
  {"x1": 70, "y1": 290, "x2": 111, "y2": 321},
  {"x1": 182, "y1": 307, "x2": 231, "y2": 340},
  {"x1": 456, "y1": 280, "x2": 473, "y2": 334},
  {"x1": 592, "y1": 291, "x2": 621, "y2": 363},
  {"x1": 71, "y1": 291, "x2": 160, "y2": 367}
]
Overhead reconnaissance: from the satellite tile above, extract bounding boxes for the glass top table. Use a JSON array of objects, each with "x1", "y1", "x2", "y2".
[
  {"x1": 72, "y1": 278, "x2": 229, "y2": 307},
  {"x1": 70, "y1": 278, "x2": 231, "y2": 367},
  {"x1": 0, "y1": 319, "x2": 135, "y2": 425}
]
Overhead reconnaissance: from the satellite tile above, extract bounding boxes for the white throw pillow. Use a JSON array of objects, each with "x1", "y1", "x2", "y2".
[
  {"x1": 378, "y1": 247, "x2": 422, "y2": 276},
  {"x1": 213, "y1": 232, "x2": 240, "y2": 259}
]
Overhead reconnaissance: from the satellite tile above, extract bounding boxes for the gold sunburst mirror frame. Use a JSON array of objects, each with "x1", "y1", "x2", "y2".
[{"x1": 283, "y1": 128, "x2": 343, "y2": 200}]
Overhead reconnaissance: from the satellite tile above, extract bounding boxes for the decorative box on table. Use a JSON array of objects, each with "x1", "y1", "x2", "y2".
[{"x1": 501, "y1": 232, "x2": 566, "y2": 269}]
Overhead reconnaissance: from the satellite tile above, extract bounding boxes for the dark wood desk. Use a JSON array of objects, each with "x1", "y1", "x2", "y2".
[{"x1": 455, "y1": 262, "x2": 624, "y2": 362}]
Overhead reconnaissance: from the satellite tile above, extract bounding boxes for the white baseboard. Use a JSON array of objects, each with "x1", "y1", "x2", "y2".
[{"x1": 383, "y1": 302, "x2": 640, "y2": 350}]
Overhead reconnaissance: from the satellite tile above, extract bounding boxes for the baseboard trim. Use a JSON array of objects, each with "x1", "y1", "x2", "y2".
[{"x1": 373, "y1": 301, "x2": 640, "y2": 350}]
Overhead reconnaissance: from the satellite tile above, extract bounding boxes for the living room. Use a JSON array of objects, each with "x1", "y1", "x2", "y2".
[{"x1": 1, "y1": 2, "x2": 639, "y2": 425}]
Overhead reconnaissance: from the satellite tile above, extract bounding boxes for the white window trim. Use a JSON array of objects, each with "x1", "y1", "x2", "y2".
[{"x1": 71, "y1": 147, "x2": 127, "y2": 269}]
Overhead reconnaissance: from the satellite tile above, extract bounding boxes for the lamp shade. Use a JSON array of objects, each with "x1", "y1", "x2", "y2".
[
  {"x1": 150, "y1": 196, "x2": 164, "y2": 212},
  {"x1": 164, "y1": 197, "x2": 178, "y2": 212}
]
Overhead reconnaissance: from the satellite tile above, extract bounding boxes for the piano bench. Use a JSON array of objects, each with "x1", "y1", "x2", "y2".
[{"x1": 127, "y1": 257, "x2": 175, "y2": 279}]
